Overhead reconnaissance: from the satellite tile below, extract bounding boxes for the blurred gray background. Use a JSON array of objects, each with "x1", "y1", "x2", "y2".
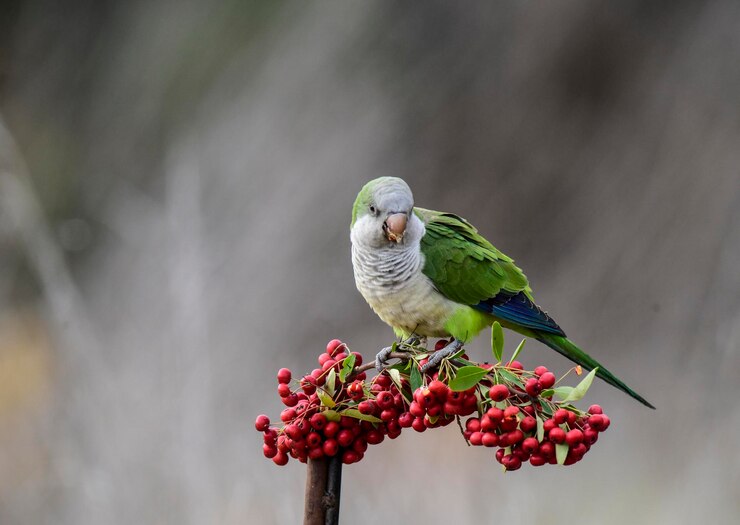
[{"x1": 1, "y1": 1, "x2": 739, "y2": 524}]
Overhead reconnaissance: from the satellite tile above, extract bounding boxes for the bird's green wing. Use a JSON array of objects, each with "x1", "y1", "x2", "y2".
[
  {"x1": 415, "y1": 207, "x2": 530, "y2": 302},
  {"x1": 416, "y1": 208, "x2": 563, "y2": 335}
]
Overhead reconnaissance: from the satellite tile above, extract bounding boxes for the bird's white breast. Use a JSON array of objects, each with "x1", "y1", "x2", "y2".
[{"x1": 351, "y1": 243, "x2": 458, "y2": 338}]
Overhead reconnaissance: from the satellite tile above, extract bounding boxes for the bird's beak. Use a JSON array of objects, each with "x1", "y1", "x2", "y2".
[{"x1": 383, "y1": 213, "x2": 407, "y2": 243}]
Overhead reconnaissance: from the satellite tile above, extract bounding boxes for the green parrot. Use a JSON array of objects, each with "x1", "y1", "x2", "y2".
[{"x1": 350, "y1": 177, "x2": 654, "y2": 408}]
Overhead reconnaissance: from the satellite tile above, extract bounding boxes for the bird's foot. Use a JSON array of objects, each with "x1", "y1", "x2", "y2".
[
  {"x1": 376, "y1": 336, "x2": 424, "y2": 371},
  {"x1": 375, "y1": 346, "x2": 394, "y2": 372},
  {"x1": 420, "y1": 339, "x2": 463, "y2": 373}
]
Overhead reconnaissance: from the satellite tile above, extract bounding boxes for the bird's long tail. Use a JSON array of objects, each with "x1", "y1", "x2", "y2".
[{"x1": 536, "y1": 333, "x2": 655, "y2": 409}]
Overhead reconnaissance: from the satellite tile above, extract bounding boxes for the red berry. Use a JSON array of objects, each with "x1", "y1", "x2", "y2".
[
  {"x1": 525, "y1": 378, "x2": 543, "y2": 397},
  {"x1": 434, "y1": 339, "x2": 449, "y2": 351},
  {"x1": 277, "y1": 368, "x2": 292, "y2": 384},
  {"x1": 502, "y1": 454, "x2": 522, "y2": 471},
  {"x1": 263, "y1": 428, "x2": 278, "y2": 444},
  {"x1": 534, "y1": 366, "x2": 549, "y2": 376},
  {"x1": 277, "y1": 383, "x2": 292, "y2": 398},
  {"x1": 507, "y1": 429, "x2": 524, "y2": 444},
  {"x1": 308, "y1": 447, "x2": 324, "y2": 460},
  {"x1": 566, "y1": 429, "x2": 584, "y2": 446},
  {"x1": 337, "y1": 429, "x2": 354, "y2": 447},
  {"x1": 549, "y1": 427, "x2": 566, "y2": 444},
  {"x1": 255, "y1": 414, "x2": 270, "y2": 432},
  {"x1": 353, "y1": 437, "x2": 368, "y2": 453},
  {"x1": 380, "y1": 409, "x2": 397, "y2": 422},
  {"x1": 482, "y1": 432, "x2": 499, "y2": 447},
  {"x1": 480, "y1": 415, "x2": 497, "y2": 432},
  {"x1": 529, "y1": 454, "x2": 546, "y2": 466},
  {"x1": 588, "y1": 404, "x2": 603, "y2": 415},
  {"x1": 300, "y1": 375, "x2": 317, "y2": 395},
  {"x1": 263, "y1": 444, "x2": 278, "y2": 458},
  {"x1": 398, "y1": 412, "x2": 414, "y2": 428},
  {"x1": 311, "y1": 369, "x2": 326, "y2": 386},
  {"x1": 539, "y1": 372, "x2": 556, "y2": 389},
  {"x1": 318, "y1": 353, "x2": 333, "y2": 366},
  {"x1": 342, "y1": 450, "x2": 360, "y2": 464},
  {"x1": 522, "y1": 437, "x2": 539, "y2": 454},
  {"x1": 321, "y1": 359, "x2": 337, "y2": 372},
  {"x1": 520, "y1": 415, "x2": 537, "y2": 434},
  {"x1": 486, "y1": 407, "x2": 504, "y2": 421},
  {"x1": 601, "y1": 415, "x2": 611, "y2": 430},
  {"x1": 539, "y1": 441, "x2": 555, "y2": 459},
  {"x1": 465, "y1": 418, "x2": 481, "y2": 433},
  {"x1": 427, "y1": 380, "x2": 449, "y2": 401},
  {"x1": 588, "y1": 414, "x2": 606, "y2": 432},
  {"x1": 553, "y1": 408, "x2": 569, "y2": 425},
  {"x1": 358, "y1": 400, "x2": 377, "y2": 415},
  {"x1": 281, "y1": 393, "x2": 299, "y2": 407},
  {"x1": 285, "y1": 424, "x2": 302, "y2": 441},
  {"x1": 508, "y1": 360, "x2": 524, "y2": 371},
  {"x1": 489, "y1": 384, "x2": 509, "y2": 402},
  {"x1": 411, "y1": 417, "x2": 427, "y2": 433},
  {"x1": 322, "y1": 439, "x2": 339, "y2": 456},
  {"x1": 504, "y1": 406, "x2": 520, "y2": 419},
  {"x1": 375, "y1": 391, "x2": 394, "y2": 410},
  {"x1": 306, "y1": 432, "x2": 322, "y2": 448},
  {"x1": 583, "y1": 427, "x2": 599, "y2": 444},
  {"x1": 310, "y1": 413, "x2": 327, "y2": 430},
  {"x1": 326, "y1": 339, "x2": 343, "y2": 357},
  {"x1": 323, "y1": 421, "x2": 340, "y2": 438},
  {"x1": 543, "y1": 418, "x2": 556, "y2": 432},
  {"x1": 469, "y1": 432, "x2": 484, "y2": 446},
  {"x1": 366, "y1": 429, "x2": 384, "y2": 444},
  {"x1": 500, "y1": 417, "x2": 518, "y2": 432},
  {"x1": 495, "y1": 449, "x2": 506, "y2": 463},
  {"x1": 272, "y1": 451, "x2": 289, "y2": 466},
  {"x1": 280, "y1": 408, "x2": 296, "y2": 422}
]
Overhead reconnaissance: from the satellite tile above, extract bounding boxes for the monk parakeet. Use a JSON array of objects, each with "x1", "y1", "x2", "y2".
[{"x1": 350, "y1": 177, "x2": 653, "y2": 408}]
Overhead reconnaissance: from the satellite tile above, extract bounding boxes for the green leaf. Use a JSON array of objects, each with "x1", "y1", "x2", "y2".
[
  {"x1": 556, "y1": 443, "x2": 569, "y2": 465},
  {"x1": 340, "y1": 408, "x2": 382, "y2": 423},
  {"x1": 510, "y1": 338, "x2": 526, "y2": 363},
  {"x1": 536, "y1": 415, "x2": 545, "y2": 442},
  {"x1": 560, "y1": 368, "x2": 598, "y2": 403},
  {"x1": 339, "y1": 353, "x2": 356, "y2": 383},
  {"x1": 491, "y1": 322, "x2": 504, "y2": 362},
  {"x1": 326, "y1": 369, "x2": 336, "y2": 396},
  {"x1": 323, "y1": 409, "x2": 341, "y2": 422},
  {"x1": 552, "y1": 386, "x2": 574, "y2": 400},
  {"x1": 540, "y1": 389, "x2": 554, "y2": 398},
  {"x1": 317, "y1": 389, "x2": 336, "y2": 408},
  {"x1": 498, "y1": 369, "x2": 524, "y2": 387},
  {"x1": 448, "y1": 366, "x2": 488, "y2": 391},
  {"x1": 410, "y1": 364, "x2": 422, "y2": 393},
  {"x1": 389, "y1": 368, "x2": 402, "y2": 388}
]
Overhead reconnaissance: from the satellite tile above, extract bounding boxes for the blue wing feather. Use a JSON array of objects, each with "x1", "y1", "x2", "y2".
[{"x1": 474, "y1": 291, "x2": 566, "y2": 336}]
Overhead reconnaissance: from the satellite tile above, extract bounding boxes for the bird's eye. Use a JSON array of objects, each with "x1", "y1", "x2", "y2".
[{"x1": 369, "y1": 205, "x2": 376, "y2": 214}]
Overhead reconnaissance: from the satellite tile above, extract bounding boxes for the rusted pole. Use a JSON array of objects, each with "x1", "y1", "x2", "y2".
[{"x1": 303, "y1": 456, "x2": 342, "y2": 525}]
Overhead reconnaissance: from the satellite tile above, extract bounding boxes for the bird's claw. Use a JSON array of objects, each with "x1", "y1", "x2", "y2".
[
  {"x1": 375, "y1": 346, "x2": 394, "y2": 372},
  {"x1": 420, "y1": 339, "x2": 463, "y2": 373}
]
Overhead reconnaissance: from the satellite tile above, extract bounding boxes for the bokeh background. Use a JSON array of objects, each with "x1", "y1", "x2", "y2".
[{"x1": 1, "y1": 1, "x2": 739, "y2": 523}]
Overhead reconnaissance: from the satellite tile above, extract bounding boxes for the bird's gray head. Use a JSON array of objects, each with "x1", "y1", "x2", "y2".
[{"x1": 350, "y1": 177, "x2": 423, "y2": 250}]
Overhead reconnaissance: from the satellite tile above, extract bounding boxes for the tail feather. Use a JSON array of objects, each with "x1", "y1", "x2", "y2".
[{"x1": 537, "y1": 334, "x2": 655, "y2": 409}]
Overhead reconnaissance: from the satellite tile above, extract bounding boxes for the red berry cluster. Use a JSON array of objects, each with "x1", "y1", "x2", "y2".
[
  {"x1": 256, "y1": 338, "x2": 612, "y2": 471},
  {"x1": 257, "y1": 339, "x2": 410, "y2": 466}
]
